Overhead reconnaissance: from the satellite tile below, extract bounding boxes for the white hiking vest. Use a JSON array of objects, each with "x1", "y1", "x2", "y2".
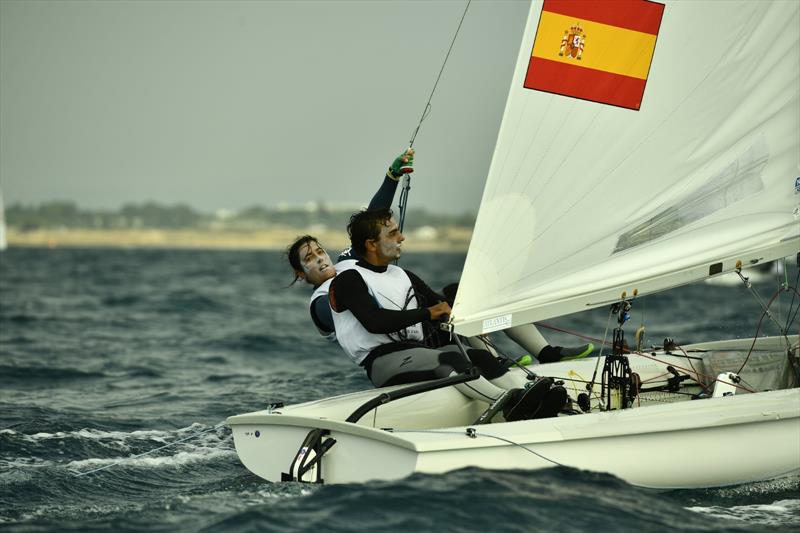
[
  {"x1": 331, "y1": 264, "x2": 425, "y2": 365},
  {"x1": 309, "y1": 260, "x2": 357, "y2": 342}
]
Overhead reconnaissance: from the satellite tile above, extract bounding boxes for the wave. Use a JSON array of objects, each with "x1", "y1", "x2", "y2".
[
  {"x1": 3, "y1": 423, "x2": 235, "y2": 477},
  {"x1": 66, "y1": 446, "x2": 236, "y2": 472},
  {"x1": 101, "y1": 294, "x2": 145, "y2": 307},
  {"x1": 202, "y1": 467, "x2": 765, "y2": 533},
  {"x1": 209, "y1": 333, "x2": 280, "y2": 353},
  {"x1": 0, "y1": 365, "x2": 106, "y2": 382},
  {"x1": 688, "y1": 499, "x2": 800, "y2": 527},
  {"x1": 1, "y1": 314, "x2": 38, "y2": 324}
]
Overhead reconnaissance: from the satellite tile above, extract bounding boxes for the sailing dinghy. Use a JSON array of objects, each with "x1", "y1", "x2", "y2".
[{"x1": 228, "y1": 0, "x2": 800, "y2": 488}]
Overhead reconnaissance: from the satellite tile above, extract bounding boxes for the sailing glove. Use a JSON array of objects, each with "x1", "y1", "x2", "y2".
[{"x1": 387, "y1": 148, "x2": 415, "y2": 181}]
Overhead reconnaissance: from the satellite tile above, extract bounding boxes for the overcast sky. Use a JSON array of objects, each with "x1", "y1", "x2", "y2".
[{"x1": 0, "y1": 0, "x2": 530, "y2": 214}]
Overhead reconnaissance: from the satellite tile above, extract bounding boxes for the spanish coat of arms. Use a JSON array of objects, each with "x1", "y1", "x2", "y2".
[{"x1": 559, "y1": 23, "x2": 586, "y2": 60}]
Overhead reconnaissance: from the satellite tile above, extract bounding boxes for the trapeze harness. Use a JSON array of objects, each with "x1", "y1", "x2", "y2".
[
  {"x1": 330, "y1": 263, "x2": 425, "y2": 364},
  {"x1": 309, "y1": 259, "x2": 357, "y2": 342}
]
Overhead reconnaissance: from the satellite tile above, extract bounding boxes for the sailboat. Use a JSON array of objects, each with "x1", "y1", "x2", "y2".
[{"x1": 228, "y1": 0, "x2": 800, "y2": 488}]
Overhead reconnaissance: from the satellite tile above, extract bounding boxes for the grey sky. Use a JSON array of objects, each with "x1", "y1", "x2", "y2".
[{"x1": 1, "y1": 0, "x2": 529, "y2": 214}]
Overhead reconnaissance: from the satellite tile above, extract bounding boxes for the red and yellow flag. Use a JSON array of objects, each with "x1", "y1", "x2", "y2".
[{"x1": 524, "y1": 0, "x2": 665, "y2": 110}]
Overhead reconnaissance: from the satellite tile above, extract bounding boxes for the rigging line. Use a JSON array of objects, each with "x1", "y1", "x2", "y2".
[
  {"x1": 628, "y1": 349, "x2": 755, "y2": 393},
  {"x1": 462, "y1": 381, "x2": 501, "y2": 402},
  {"x1": 738, "y1": 270, "x2": 792, "y2": 339},
  {"x1": 775, "y1": 258, "x2": 786, "y2": 327},
  {"x1": 784, "y1": 265, "x2": 800, "y2": 332},
  {"x1": 587, "y1": 309, "x2": 614, "y2": 392},
  {"x1": 397, "y1": 175, "x2": 411, "y2": 235},
  {"x1": 473, "y1": 333, "x2": 538, "y2": 379},
  {"x1": 408, "y1": 0, "x2": 472, "y2": 147},
  {"x1": 537, "y1": 322, "x2": 613, "y2": 348},
  {"x1": 566, "y1": 370, "x2": 604, "y2": 405},
  {"x1": 387, "y1": 428, "x2": 564, "y2": 467},
  {"x1": 677, "y1": 345, "x2": 713, "y2": 394},
  {"x1": 735, "y1": 286, "x2": 796, "y2": 375},
  {"x1": 557, "y1": 374, "x2": 698, "y2": 397},
  {"x1": 68, "y1": 421, "x2": 228, "y2": 477},
  {"x1": 400, "y1": 0, "x2": 470, "y2": 238}
]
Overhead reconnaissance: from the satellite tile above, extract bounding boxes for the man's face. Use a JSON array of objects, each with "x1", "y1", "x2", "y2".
[
  {"x1": 372, "y1": 218, "x2": 405, "y2": 264},
  {"x1": 298, "y1": 241, "x2": 334, "y2": 286}
]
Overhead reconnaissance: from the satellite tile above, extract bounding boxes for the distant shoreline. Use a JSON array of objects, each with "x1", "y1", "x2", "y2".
[{"x1": 5, "y1": 227, "x2": 472, "y2": 252}]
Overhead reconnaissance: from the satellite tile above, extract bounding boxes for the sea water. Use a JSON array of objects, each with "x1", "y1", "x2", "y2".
[{"x1": 1, "y1": 247, "x2": 798, "y2": 532}]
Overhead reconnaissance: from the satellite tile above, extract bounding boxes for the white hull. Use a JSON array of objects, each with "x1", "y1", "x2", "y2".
[{"x1": 228, "y1": 337, "x2": 800, "y2": 488}]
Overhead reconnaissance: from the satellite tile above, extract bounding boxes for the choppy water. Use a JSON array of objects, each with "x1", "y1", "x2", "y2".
[{"x1": 1, "y1": 247, "x2": 798, "y2": 532}]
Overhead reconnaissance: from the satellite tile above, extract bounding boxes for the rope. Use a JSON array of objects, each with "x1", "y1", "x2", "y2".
[
  {"x1": 586, "y1": 309, "x2": 614, "y2": 396},
  {"x1": 407, "y1": 0, "x2": 472, "y2": 148},
  {"x1": 539, "y1": 321, "x2": 614, "y2": 348},
  {"x1": 736, "y1": 286, "x2": 799, "y2": 375},
  {"x1": 737, "y1": 270, "x2": 792, "y2": 338},
  {"x1": 397, "y1": 174, "x2": 411, "y2": 234},
  {"x1": 69, "y1": 421, "x2": 227, "y2": 477},
  {"x1": 785, "y1": 265, "x2": 800, "y2": 332},
  {"x1": 399, "y1": 0, "x2": 472, "y2": 235}
]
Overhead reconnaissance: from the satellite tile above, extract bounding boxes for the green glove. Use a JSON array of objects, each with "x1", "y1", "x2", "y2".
[{"x1": 387, "y1": 148, "x2": 415, "y2": 181}]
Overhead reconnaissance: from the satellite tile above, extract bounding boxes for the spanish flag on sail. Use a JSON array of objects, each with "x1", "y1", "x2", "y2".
[{"x1": 524, "y1": 0, "x2": 664, "y2": 110}]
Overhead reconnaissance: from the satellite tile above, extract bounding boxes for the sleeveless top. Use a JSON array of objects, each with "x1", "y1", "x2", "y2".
[
  {"x1": 331, "y1": 264, "x2": 424, "y2": 364},
  {"x1": 308, "y1": 259, "x2": 356, "y2": 341}
]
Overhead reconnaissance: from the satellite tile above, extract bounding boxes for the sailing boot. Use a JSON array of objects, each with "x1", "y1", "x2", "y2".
[
  {"x1": 502, "y1": 354, "x2": 534, "y2": 370},
  {"x1": 531, "y1": 385, "x2": 568, "y2": 419},
  {"x1": 537, "y1": 343, "x2": 594, "y2": 363},
  {"x1": 502, "y1": 377, "x2": 552, "y2": 421}
]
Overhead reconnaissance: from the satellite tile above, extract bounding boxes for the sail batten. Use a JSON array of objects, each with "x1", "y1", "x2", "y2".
[{"x1": 451, "y1": 0, "x2": 800, "y2": 336}]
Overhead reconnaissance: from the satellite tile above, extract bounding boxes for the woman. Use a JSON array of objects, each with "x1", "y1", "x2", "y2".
[{"x1": 286, "y1": 149, "x2": 414, "y2": 340}]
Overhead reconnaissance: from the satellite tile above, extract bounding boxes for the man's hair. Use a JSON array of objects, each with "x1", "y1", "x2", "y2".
[
  {"x1": 347, "y1": 207, "x2": 393, "y2": 257},
  {"x1": 286, "y1": 235, "x2": 319, "y2": 286}
]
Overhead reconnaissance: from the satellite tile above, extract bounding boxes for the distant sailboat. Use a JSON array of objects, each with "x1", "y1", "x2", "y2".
[{"x1": 228, "y1": 0, "x2": 799, "y2": 487}]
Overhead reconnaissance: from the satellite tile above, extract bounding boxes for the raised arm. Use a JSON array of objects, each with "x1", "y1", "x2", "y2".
[
  {"x1": 339, "y1": 149, "x2": 416, "y2": 262},
  {"x1": 367, "y1": 148, "x2": 415, "y2": 210}
]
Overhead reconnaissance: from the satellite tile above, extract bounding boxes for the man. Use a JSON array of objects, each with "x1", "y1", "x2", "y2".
[
  {"x1": 329, "y1": 208, "x2": 567, "y2": 421},
  {"x1": 288, "y1": 150, "x2": 592, "y2": 364},
  {"x1": 286, "y1": 149, "x2": 415, "y2": 340}
]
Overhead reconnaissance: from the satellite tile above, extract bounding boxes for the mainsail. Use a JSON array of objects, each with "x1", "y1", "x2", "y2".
[{"x1": 451, "y1": 0, "x2": 800, "y2": 337}]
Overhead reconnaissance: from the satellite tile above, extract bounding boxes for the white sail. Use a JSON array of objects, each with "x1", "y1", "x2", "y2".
[{"x1": 452, "y1": 0, "x2": 800, "y2": 337}]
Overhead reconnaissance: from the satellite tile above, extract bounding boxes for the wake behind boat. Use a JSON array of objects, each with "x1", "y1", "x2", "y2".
[{"x1": 229, "y1": 0, "x2": 800, "y2": 488}]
